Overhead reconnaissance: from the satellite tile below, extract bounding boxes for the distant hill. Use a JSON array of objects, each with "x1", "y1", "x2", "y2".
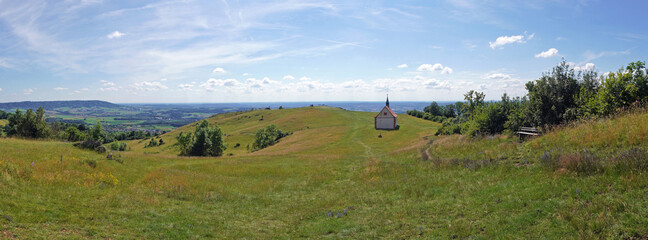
[{"x1": 0, "y1": 100, "x2": 120, "y2": 110}]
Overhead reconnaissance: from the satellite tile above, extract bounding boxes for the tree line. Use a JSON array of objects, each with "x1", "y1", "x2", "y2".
[
  {"x1": 0, "y1": 107, "x2": 158, "y2": 143},
  {"x1": 408, "y1": 60, "x2": 648, "y2": 136}
]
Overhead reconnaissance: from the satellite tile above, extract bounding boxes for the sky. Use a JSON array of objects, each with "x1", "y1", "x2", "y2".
[{"x1": 0, "y1": 0, "x2": 646, "y2": 103}]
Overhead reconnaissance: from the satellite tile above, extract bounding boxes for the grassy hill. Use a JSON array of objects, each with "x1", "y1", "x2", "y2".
[{"x1": 1, "y1": 106, "x2": 648, "y2": 238}]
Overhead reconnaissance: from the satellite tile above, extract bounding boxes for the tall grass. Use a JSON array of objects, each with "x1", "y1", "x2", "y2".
[{"x1": 2, "y1": 107, "x2": 648, "y2": 238}]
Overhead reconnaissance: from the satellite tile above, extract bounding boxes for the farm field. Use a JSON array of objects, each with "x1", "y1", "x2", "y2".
[{"x1": 1, "y1": 107, "x2": 648, "y2": 239}]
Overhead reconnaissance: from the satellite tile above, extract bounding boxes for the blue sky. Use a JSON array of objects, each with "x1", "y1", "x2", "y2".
[{"x1": 0, "y1": 0, "x2": 646, "y2": 103}]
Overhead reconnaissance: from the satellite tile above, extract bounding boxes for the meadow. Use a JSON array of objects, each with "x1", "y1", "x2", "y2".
[{"x1": 1, "y1": 106, "x2": 648, "y2": 239}]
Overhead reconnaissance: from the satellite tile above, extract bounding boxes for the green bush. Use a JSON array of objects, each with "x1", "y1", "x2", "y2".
[
  {"x1": 74, "y1": 139, "x2": 105, "y2": 153},
  {"x1": 177, "y1": 120, "x2": 226, "y2": 157},
  {"x1": 6, "y1": 107, "x2": 52, "y2": 139},
  {"x1": 65, "y1": 127, "x2": 86, "y2": 142},
  {"x1": 110, "y1": 142, "x2": 127, "y2": 151},
  {"x1": 252, "y1": 124, "x2": 290, "y2": 151}
]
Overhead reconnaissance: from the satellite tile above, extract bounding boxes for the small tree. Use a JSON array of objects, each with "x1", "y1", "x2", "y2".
[
  {"x1": 91, "y1": 120, "x2": 103, "y2": 142},
  {"x1": 252, "y1": 124, "x2": 289, "y2": 151},
  {"x1": 65, "y1": 126, "x2": 86, "y2": 142},
  {"x1": 177, "y1": 132, "x2": 193, "y2": 155},
  {"x1": 147, "y1": 138, "x2": 158, "y2": 147},
  {"x1": 178, "y1": 120, "x2": 226, "y2": 157},
  {"x1": 6, "y1": 107, "x2": 51, "y2": 138}
]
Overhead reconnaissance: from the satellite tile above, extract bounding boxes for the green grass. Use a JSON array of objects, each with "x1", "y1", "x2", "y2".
[{"x1": 2, "y1": 106, "x2": 648, "y2": 238}]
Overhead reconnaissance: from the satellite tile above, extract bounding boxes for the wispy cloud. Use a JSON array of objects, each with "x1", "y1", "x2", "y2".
[
  {"x1": 583, "y1": 50, "x2": 630, "y2": 62},
  {"x1": 107, "y1": 31, "x2": 125, "y2": 39},
  {"x1": 53, "y1": 87, "x2": 68, "y2": 91},
  {"x1": 132, "y1": 81, "x2": 168, "y2": 91},
  {"x1": 397, "y1": 64, "x2": 408, "y2": 68}
]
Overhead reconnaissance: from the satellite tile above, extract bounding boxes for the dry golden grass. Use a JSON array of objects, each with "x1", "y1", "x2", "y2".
[
  {"x1": 4, "y1": 107, "x2": 648, "y2": 238},
  {"x1": 530, "y1": 108, "x2": 648, "y2": 153}
]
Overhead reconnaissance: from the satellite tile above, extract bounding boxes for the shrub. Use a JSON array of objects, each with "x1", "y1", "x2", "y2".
[
  {"x1": 6, "y1": 107, "x2": 52, "y2": 139},
  {"x1": 110, "y1": 142, "x2": 127, "y2": 151},
  {"x1": 177, "y1": 120, "x2": 226, "y2": 156},
  {"x1": 558, "y1": 150, "x2": 603, "y2": 175},
  {"x1": 65, "y1": 127, "x2": 86, "y2": 142},
  {"x1": 252, "y1": 124, "x2": 290, "y2": 151},
  {"x1": 612, "y1": 148, "x2": 648, "y2": 173},
  {"x1": 85, "y1": 172, "x2": 118, "y2": 187},
  {"x1": 75, "y1": 139, "x2": 106, "y2": 153},
  {"x1": 146, "y1": 138, "x2": 158, "y2": 148},
  {"x1": 540, "y1": 150, "x2": 603, "y2": 175},
  {"x1": 81, "y1": 159, "x2": 97, "y2": 168}
]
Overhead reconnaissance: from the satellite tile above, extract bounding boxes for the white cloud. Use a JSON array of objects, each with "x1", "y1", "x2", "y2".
[
  {"x1": 178, "y1": 83, "x2": 194, "y2": 90},
  {"x1": 535, "y1": 48, "x2": 559, "y2": 58},
  {"x1": 242, "y1": 73, "x2": 249, "y2": 76},
  {"x1": 486, "y1": 73, "x2": 511, "y2": 80},
  {"x1": 160, "y1": 78, "x2": 168, "y2": 82},
  {"x1": 107, "y1": 31, "x2": 125, "y2": 39},
  {"x1": 100, "y1": 80, "x2": 116, "y2": 86},
  {"x1": 53, "y1": 87, "x2": 68, "y2": 91},
  {"x1": 397, "y1": 64, "x2": 408, "y2": 68},
  {"x1": 23, "y1": 89, "x2": 34, "y2": 95},
  {"x1": 418, "y1": 63, "x2": 442, "y2": 72},
  {"x1": 0, "y1": 58, "x2": 14, "y2": 69},
  {"x1": 299, "y1": 76, "x2": 311, "y2": 81},
  {"x1": 573, "y1": 63, "x2": 596, "y2": 71},
  {"x1": 417, "y1": 63, "x2": 453, "y2": 74},
  {"x1": 99, "y1": 87, "x2": 118, "y2": 92},
  {"x1": 341, "y1": 79, "x2": 369, "y2": 89},
  {"x1": 132, "y1": 81, "x2": 168, "y2": 91},
  {"x1": 283, "y1": 75, "x2": 295, "y2": 80},
  {"x1": 422, "y1": 78, "x2": 450, "y2": 89},
  {"x1": 200, "y1": 78, "x2": 243, "y2": 91},
  {"x1": 212, "y1": 67, "x2": 226, "y2": 74},
  {"x1": 489, "y1": 34, "x2": 529, "y2": 49},
  {"x1": 0, "y1": 88, "x2": 2, "y2": 92}
]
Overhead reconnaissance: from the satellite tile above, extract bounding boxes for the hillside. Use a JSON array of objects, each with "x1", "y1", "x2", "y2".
[
  {"x1": 0, "y1": 100, "x2": 120, "y2": 110},
  {"x1": 2, "y1": 107, "x2": 648, "y2": 238}
]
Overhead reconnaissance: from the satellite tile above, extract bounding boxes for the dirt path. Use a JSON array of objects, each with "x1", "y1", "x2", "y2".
[{"x1": 423, "y1": 139, "x2": 433, "y2": 160}]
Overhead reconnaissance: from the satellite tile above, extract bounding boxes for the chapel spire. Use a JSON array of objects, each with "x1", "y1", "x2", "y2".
[{"x1": 386, "y1": 94, "x2": 390, "y2": 108}]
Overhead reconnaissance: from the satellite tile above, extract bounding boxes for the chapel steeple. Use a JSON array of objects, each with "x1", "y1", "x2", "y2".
[{"x1": 386, "y1": 94, "x2": 390, "y2": 108}]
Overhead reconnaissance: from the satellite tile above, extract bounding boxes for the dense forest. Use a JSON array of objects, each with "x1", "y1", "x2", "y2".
[{"x1": 408, "y1": 60, "x2": 648, "y2": 136}]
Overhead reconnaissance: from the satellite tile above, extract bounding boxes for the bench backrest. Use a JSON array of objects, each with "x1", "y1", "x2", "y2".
[{"x1": 520, "y1": 127, "x2": 540, "y2": 133}]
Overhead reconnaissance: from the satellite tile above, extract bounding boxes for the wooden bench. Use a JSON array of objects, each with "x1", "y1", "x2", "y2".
[{"x1": 517, "y1": 127, "x2": 541, "y2": 140}]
